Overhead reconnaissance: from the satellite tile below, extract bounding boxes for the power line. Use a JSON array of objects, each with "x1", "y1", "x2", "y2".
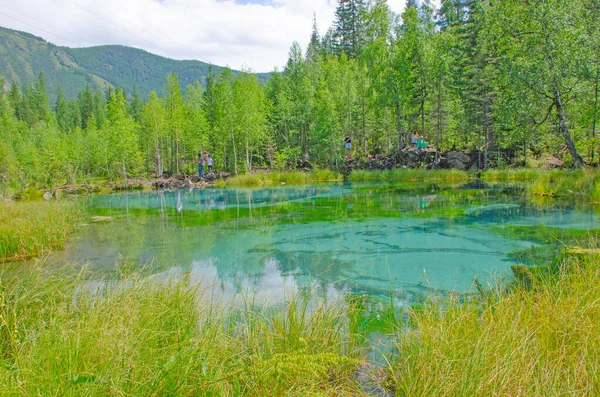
[
  {"x1": 0, "y1": 10, "x2": 81, "y2": 47},
  {"x1": 102, "y1": 0, "x2": 195, "y2": 57},
  {"x1": 66, "y1": 0, "x2": 158, "y2": 49},
  {"x1": 0, "y1": 3, "x2": 85, "y2": 46}
]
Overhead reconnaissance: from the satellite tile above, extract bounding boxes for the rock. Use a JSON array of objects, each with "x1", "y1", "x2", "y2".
[
  {"x1": 446, "y1": 151, "x2": 471, "y2": 170},
  {"x1": 446, "y1": 151, "x2": 471, "y2": 163},
  {"x1": 547, "y1": 155, "x2": 563, "y2": 168},
  {"x1": 91, "y1": 216, "x2": 112, "y2": 222},
  {"x1": 467, "y1": 164, "x2": 479, "y2": 173},
  {"x1": 43, "y1": 192, "x2": 52, "y2": 200},
  {"x1": 448, "y1": 159, "x2": 467, "y2": 170}
]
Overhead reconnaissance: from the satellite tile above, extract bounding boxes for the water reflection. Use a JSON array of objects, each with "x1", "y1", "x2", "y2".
[{"x1": 60, "y1": 183, "x2": 600, "y2": 303}]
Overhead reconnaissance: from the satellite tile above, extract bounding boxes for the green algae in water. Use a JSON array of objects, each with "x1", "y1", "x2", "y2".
[{"x1": 61, "y1": 183, "x2": 600, "y2": 302}]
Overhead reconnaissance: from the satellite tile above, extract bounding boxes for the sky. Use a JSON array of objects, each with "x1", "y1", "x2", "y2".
[{"x1": 0, "y1": 0, "x2": 415, "y2": 72}]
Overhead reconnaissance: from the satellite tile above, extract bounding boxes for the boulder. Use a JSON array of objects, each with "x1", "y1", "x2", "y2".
[{"x1": 446, "y1": 151, "x2": 471, "y2": 170}]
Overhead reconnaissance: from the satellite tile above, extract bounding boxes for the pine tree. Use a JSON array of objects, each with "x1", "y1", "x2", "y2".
[
  {"x1": 55, "y1": 84, "x2": 69, "y2": 132},
  {"x1": 129, "y1": 84, "x2": 144, "y2": 123},
  {"x1": 332, "y1": 0, "x2": 367, "y2": 58},
  {"x1": 79, "y1": 85, "x2": 95, "y2": 129},
  {"x1": 33, "y1": 72, "x2": 51, "y2": 123},
  {"x1": 93, "y1": 90, "x2": 106, "y2": 129},
  {"x1": 306, "y1": 14, "x2": 322, "y2": 62}
]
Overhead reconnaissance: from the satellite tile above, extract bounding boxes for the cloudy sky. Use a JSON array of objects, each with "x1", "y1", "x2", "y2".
[{"x1": 0, "y1": 0, "x2": 417, "y2": 72}]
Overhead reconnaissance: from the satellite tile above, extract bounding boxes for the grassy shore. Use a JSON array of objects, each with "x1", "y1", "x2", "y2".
[
  {"x1": 349, "y1": 168, "x2": 600, "y2": 202},
  {"x1": 2, "y1": 171, "x2": 599, "y2": 395},
  {"x1": 0, "y1": 200, "x2": 84, "y2": 262},
  {"x1": 483, "y1": 168, "x2": 600, "y2": 202},
  {"x1": 1, "y1": 251, "x2": 598, "y2": 396},
  {"x1": 223, "y1": 169, "x2": 342, "y2": 187},
  {"x1": 0, "y1": 265, "x2": 366, "y2": 396},
  {"x1": 348, "y1": 168, "x2": 472, "y2": 183},
  {"x1": 387, "y1": 248, "x2": 600, "y2": 396}
]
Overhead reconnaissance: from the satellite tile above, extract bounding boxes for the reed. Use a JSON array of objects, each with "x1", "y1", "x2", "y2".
[
  {"x1": 481, "y1": 168, "x2": 541, "y2": 183},
  {"x1": 0, "y1": 265, "x2": 365, "y2": 396},
  {"x1": 225, "y1": 170, "x2": 342, "y2": 187},
  {"x1": 348, "y1": 169, "x2": 471, "y2": 183},
  {"x1": 387, "y1": 248, "x2": 600, "y2": 396},
  {"x1": 0, "y1": 200, "x2": 84, "y2": 262}
]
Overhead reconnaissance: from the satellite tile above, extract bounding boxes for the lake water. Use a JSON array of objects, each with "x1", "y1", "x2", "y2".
[{"x1": 60, "y1": 182, "x2": 599, "y2": 304}]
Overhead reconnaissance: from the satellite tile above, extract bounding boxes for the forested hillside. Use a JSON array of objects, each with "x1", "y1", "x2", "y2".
[
  {"x1": 0, "y1": 27, "x2": 111, "y2": 100},
  {"x1": 1, "y1": 0, "x2": 599, "y2": 192},
  {"x1": 0, "y1": 27, "x2": 270, "y2": 100}
]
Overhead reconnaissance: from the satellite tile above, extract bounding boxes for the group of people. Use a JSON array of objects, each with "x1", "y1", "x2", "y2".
[
  {"x1": 343, "y1": 130, "x2": 429, "y2": 161},
  {"x1": 197, "y1": 152, "x2": 214, "y2": 179},
  {"x1": 410, "y1": 130, "x2": 429, "y2": 149}
]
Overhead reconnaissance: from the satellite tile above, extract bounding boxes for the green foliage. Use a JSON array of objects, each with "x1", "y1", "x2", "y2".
[
  {"x1": 1, "y1": 0, "x2": 600, "y2": 190},
  {"x1": 225, "y1": 169, "x2": 342, "y2": 187},
  {"x1": 273, "y1": 147, "x2": 302, "y2": 171},
  {"x1": 348, "y1": 169, "x2": 470, "y2": 183},
  {"x1": 387, "y1": 250, "x2": 600, "y2": 396},
  {"x1": 0, "y1": 200, "x2": 83, "y2": 262},
  {"x1": 0, "y1": 265, "x2": 364, "y2": 396}
]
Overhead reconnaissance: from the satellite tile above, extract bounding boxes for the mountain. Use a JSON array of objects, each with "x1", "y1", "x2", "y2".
[{"x1": 0, "y1": 26, "x2": 271, "y2": 101}]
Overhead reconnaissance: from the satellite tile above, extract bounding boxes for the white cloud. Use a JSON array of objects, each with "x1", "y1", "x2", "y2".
[{"x1": 0, "y1": 0, "x2": 426, "y2": 72}]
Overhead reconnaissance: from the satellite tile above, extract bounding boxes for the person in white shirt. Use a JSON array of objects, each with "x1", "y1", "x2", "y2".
[{"x1": 207, "y1": 153, "x2": 214, "y2": 176}]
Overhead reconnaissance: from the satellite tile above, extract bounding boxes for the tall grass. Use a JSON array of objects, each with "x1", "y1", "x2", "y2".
[
  {"x1": 528, "y1": 169, "x2": 600, "y2": 202},
  {"x1": 481, "y1": 168, "x2": 541, "y2": 183},
  {"x1": 482, "y1": 168, "x2": 600, "y2": 202},
  {"x1": 0, "y1": 265, "x2": 366, "y2": 396},
  {"x1": 225, "y1": 169, "x2": 342, "y2": 187},
  {"x1": 348, "y1": 169, "x2": 471, "y2": 183},
  {"x1": 388, "y1": 249, "x2": 600, "y2": 396},
  {"x1": 0, "y1": 200, "x2": 84, "y2": 262}
]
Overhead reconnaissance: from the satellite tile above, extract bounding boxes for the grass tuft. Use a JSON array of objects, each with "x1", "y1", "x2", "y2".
[
  {"x1": 0, "y1": 200, "x2": 84, "y2": 262},
  {"x1": 388, "y1": 248, "x2": 600, "y2": 396},
  {"x1": 0, "y1": 265, "x2": 365, "y2": 396},
  {"x1": 225, "y1": 170, "x2": 342, "y2": 187},
  {"x1": 348, "y1": 169, "x2": 471, "y2": 183}
]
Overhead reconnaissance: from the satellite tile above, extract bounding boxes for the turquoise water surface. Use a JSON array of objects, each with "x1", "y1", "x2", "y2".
[{"x1": 61, "y1": 183, "x2": 599, "y2": 303}]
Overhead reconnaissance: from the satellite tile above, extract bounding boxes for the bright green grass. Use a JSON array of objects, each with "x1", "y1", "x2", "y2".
[
  {"x1": 0, "y1": 200, "x2": 84, "y2": 262},
  {"x1": 481, "y1": 168, "x2": 541, "y2": 183},
  {"x1": 387, "y1": 248, "x2": 600, "y2": 396},
  {"x1": 348, "y1": 169, "x2": 471, "y2": 183},
  {"x1": 482, "y1": 168, "x2": 600, "y2": 202},
  {"x1": 0, "y1": 264, "x2": 367, "y2": 396},
  {"x1": 225, "y1": 169, "x2": 342, "y2": 187}
]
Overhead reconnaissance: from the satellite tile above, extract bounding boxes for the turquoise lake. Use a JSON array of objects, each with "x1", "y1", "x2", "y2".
[{"x1": 61, "y1": 182, "x2": 600, "y2": 303}]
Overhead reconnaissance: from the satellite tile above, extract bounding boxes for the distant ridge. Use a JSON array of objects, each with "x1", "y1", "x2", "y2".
[{"x1": 0, "y1": 26, "x2": 271, "y2": 101}]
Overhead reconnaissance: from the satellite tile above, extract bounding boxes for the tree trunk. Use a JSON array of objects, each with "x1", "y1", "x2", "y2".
[
  {"x1": 362, "y1": 100, "x2": 367, "y2": 155},
  {"x1": 176, "y1": 138, "x2": 180, "y2": 175},
  {"x1": 155, "y1": 141, "x2": 162, "y2": 178},
  {"x1": 483, "y1": 89, "x2": 494, "y2": 169},
  {"x1": 231, "y1": 125, "x2": 238, "y2": 176},
  {"x1": 545, "y1": 51, "x2": 584, "y2": 167},
  {"x1": 436, "y1": 79, "x2": 442, "y2": 162},
  {"x1": 553, "y1": 85, "x2": 584, "y2": 167},
  {"x1": 395, "y1": 101, "x2": 404, "y2": 149},
  {"x1": 122, "y1": 158, "x2": 127, "y2": 184},
  {"x1": 245, "y1": 133, "x2": 251, "y2": 172}
]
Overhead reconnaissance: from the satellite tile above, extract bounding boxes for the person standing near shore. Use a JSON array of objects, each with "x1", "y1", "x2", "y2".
[
  {"x1": 207, "y1": 153, "x2": 214, "y2": 176},
  {"x1": 344, "y1": 137, "x2": 352, "y2": 160},
  {"x1": 198, "y1": 152, "x2": 205, "y2": 179}
]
